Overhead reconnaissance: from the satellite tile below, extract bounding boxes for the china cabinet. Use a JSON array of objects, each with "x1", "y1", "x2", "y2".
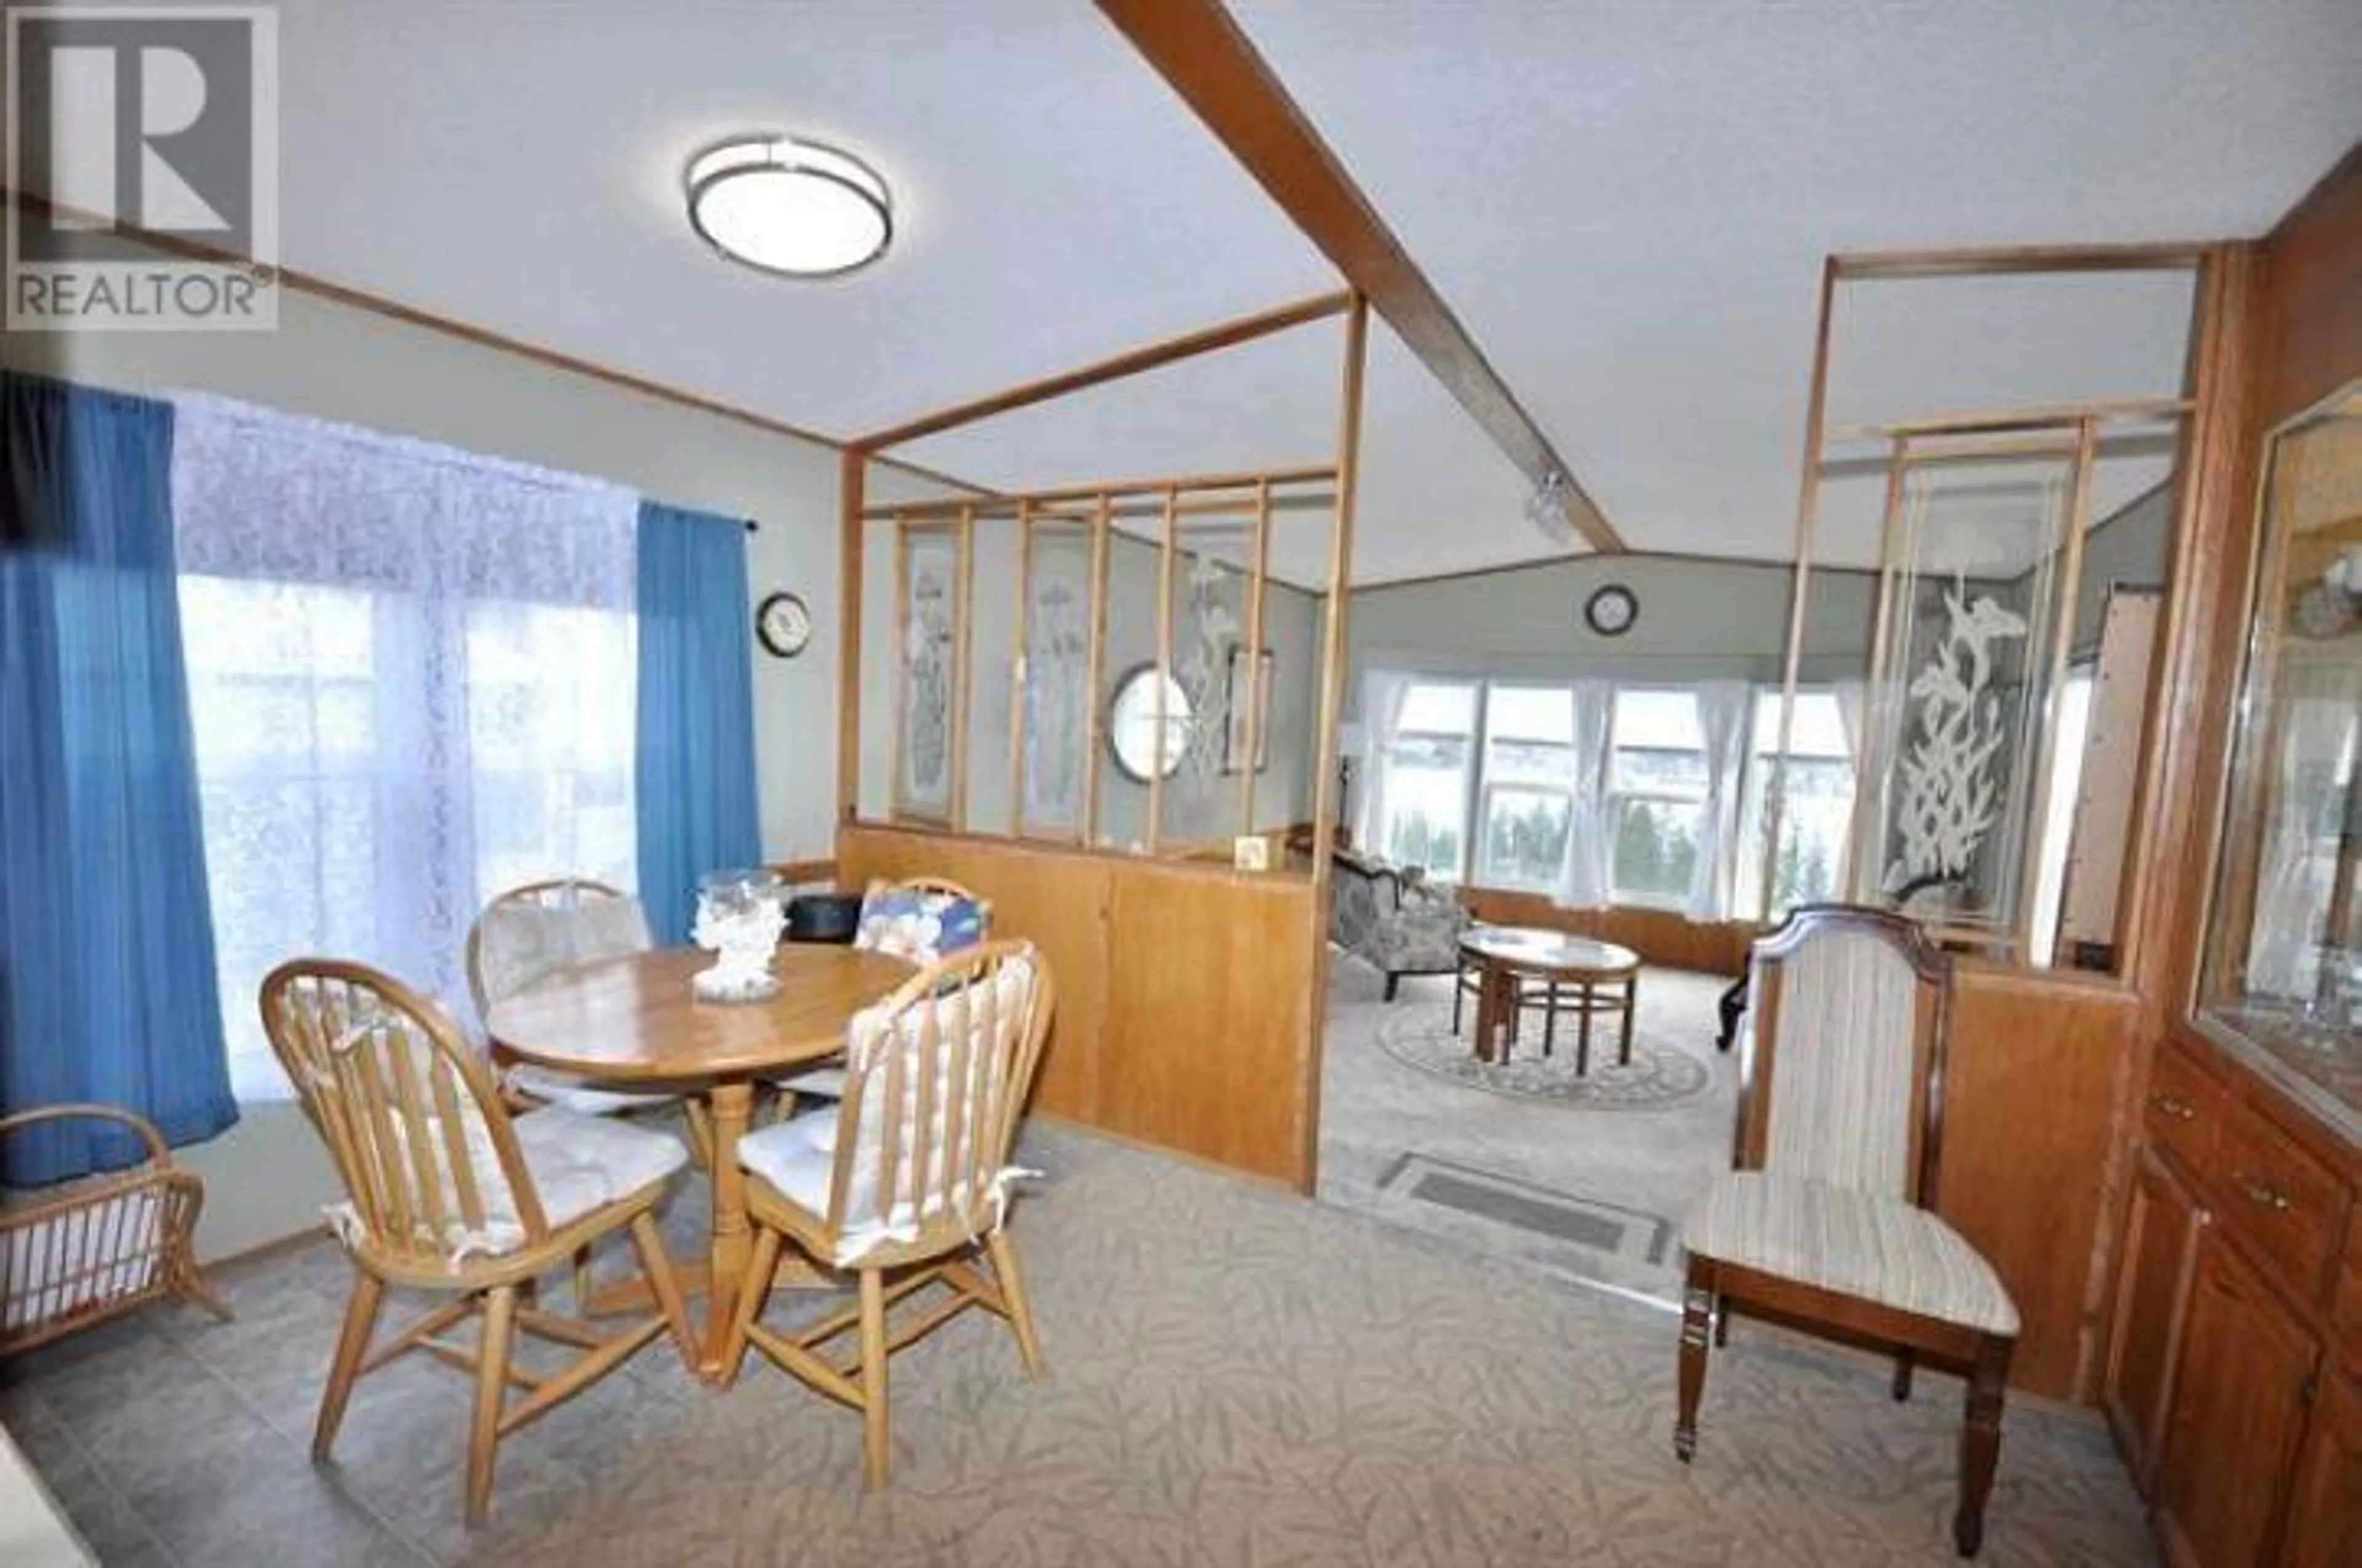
[{"x1": 2105, "y1": 381, "x2": 2362, "y2": 1567}]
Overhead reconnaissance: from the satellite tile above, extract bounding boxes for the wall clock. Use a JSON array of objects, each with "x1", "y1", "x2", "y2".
[
  {"x1": 755, "y1": 590, "x2": 812, "y2": 658},
  {"x1": 1585, "y1": 584, "x2": 1639, "y2": 637}
]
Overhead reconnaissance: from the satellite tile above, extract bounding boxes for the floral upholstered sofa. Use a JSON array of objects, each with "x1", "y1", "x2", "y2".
[{"x1": 1327, "y1": 846, "x2": 1472, "y2": 1000}]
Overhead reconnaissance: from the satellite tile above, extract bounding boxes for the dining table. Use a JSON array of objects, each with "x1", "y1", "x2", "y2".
[{"x1": 485, "y1": 942, "x2": 915, "y2": 1382}]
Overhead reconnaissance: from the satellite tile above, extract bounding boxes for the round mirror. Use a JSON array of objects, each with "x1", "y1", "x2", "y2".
[{"x1": 1106, "y1": 663, "x2": 1193, "y2": 784}]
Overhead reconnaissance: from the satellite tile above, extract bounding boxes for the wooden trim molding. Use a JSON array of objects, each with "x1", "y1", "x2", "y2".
[
  {"x1": 1096, "y1": 0, "x2": 1623, "y2": 553},
  {"x1": 857, "y1": 289, "x2": 1352, "y2": 451},
  {"x1": 0, "y1": 183, "x2": 992, "y2": 501}
]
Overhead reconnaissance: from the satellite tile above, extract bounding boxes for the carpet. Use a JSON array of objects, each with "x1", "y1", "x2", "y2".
[
  {"x1": 1374, "y1": 1001, "x2": 1711, "y2": 1108},
  {"x1": 0, "y1": 1121, "x2": 2155, "y2": 1566}
]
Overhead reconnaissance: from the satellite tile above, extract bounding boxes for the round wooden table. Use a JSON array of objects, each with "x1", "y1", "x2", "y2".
[
  {"x1": 486, "y1": 944, "x2": 914, "y2": 1381},
  {"x1": 1458, "y1": 928, "x2": 1641, "y2": 1072}
]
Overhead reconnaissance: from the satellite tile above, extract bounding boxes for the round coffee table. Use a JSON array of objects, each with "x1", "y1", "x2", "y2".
[{"x1": 1457, "y1": 927, "x2": 1641, "y2": 1072}]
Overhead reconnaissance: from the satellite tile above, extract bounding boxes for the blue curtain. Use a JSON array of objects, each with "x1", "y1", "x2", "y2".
[
  {"x1": 1, "y1": 372, "x2": 239, "y2": 1184},
  {"x1": 635, "y1": 500, "x2": 761, "y2": 944}
]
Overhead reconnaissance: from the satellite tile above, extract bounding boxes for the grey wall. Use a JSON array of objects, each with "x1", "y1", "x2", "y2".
[
  {"x1": 4, "y1": 277, "x2": 880, "y2": 1259},
  {"x1": 1346, "y1": 553, "x2": 1875, "y2": 710},
  {"x1": 2069, "y1": 482, "x2": 2174, "y2": 660}
]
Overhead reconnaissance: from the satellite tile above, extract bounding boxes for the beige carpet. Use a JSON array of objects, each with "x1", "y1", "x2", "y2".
[{"x1": 0, "y1": 1121, "x2": 2148, "y2": 1567}]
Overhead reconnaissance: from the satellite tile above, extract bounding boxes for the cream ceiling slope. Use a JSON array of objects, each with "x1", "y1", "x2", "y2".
[
  {"x1": 1231, "y1": 0, "x2": 2362, "y2": 566},
  {"x1": 269, "y1": 4, "x2": 1329, "y2": 453}
]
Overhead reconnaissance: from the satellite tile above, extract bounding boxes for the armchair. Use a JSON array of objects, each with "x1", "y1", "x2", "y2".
[{"x1": 1327, "y1": 846, "x2": 1472, "y2": 1000}]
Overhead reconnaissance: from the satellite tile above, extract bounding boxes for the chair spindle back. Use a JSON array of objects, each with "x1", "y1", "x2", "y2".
[
  {"x1": 825, "y1": 941, "x2": 1051, "y2": 1257},
  {"x1": 465, "y1": 878, "x2": 652, "y2": 1020},
  {"x1": 262, "y1": 960, "x2": 547, "y2": 1271}
]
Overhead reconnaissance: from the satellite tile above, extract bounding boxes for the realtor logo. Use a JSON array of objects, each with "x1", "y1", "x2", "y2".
[{"x1": 6, "y1": 5, "x2": 279, "y2": 330}]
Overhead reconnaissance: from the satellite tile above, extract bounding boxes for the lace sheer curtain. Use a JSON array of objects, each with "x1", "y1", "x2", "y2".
[
  {"x1": 171, "y1": 396, "x2": 638, "y2": 1100},
  {"x1": 1686, "y1": 680, "x2": 1754, "y2": 920},
  {"x1": 1556, "y1": 679, "x2": 1616, "y2": 910}
]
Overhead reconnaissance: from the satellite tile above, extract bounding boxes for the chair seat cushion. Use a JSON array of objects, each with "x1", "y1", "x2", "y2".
[
  {"x1": 736, "y1": 1108, "x2": 840, "y2": 1218},
  {"x1": 512, "y1": 1107, "x2": 689, "y2": 1234},
  {"x1": 1682, "y1": 1172, "x2": 2020, "y2": 1336},
  {"x1": 767, "y1": 1064, "x2": 847, "y2": 1102},
  {"x1": 507, "y1": 1063, "x2": 680, "y2": 1117}
]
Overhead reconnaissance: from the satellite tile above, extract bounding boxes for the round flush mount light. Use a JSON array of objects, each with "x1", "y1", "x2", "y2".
[{"x1": 685, "y1": 135, "x2": 893, "y2": 279}]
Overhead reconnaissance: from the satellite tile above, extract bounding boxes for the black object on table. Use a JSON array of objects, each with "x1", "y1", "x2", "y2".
[{"x1": 785, "y1": 891, "x2": 863, "y2": 945}]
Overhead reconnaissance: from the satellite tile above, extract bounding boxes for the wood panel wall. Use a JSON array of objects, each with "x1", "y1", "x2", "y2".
[
  {"x1": 837, "y1": 822, "x2": 1320, "y2": 1188},
  {"x1": 2258, "y1": 141, "x2": 2362, "y2": 426},
  {"x1": 1455, "y1": 888, "x2": 1757, "y2": 977},
  {"x1": 1939, "y1": 965, "x2": 2140, "y2": 1399}
]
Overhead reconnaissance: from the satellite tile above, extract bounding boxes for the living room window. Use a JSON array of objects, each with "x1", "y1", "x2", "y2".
[
  {"x1": 1372, "y1": 678, "x2": 1480, "y2": 880},
  {"x1": 1474, "y1": 683, "x2": 1575, "y2": 891},
  {"x1": 1735, "y1": 687, "x2": 1855, "y2": 919},
  {"x1": 1605, "y1": 687, "x2": 1707, "y2": 907}
]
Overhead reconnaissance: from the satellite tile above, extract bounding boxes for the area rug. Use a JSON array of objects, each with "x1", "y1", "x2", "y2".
[
  {"x1": 1374, "y1": 1002, "x2": 1711, "y2": 1108},
  {"x1": 1375, "y1": 1151, "x2": 1672, "y2": 1266}
]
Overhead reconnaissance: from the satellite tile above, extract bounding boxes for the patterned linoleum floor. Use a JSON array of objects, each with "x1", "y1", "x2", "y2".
[{"x1": 0, "y1": 1122, "x2": 2152, "y2": 1567}]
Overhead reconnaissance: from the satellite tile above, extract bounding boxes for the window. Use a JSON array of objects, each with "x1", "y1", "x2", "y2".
[
  {"x1": 1736, "y1": 688, "x2": 1855, "y2": 918},
  {"x1": 173, "y1": 397, "x2": 640, "y2": 1101},
  {"x1": 1476, "y1": 684, "x2": 1574, "y2": 889},
  {"x1": 1607, "y1": 688, "x2": 1706, "y2": 905},
  {"x1": 1374, "y1": 679, "x2": 1478, "y2": 879}
]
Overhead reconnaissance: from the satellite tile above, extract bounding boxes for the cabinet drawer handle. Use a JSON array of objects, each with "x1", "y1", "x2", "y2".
[
  {"x1": 2230, "y1": 1172, "x2": 2295, "y2": 1213},
  {"x1": 2147, "y1": 1091, "x2": 2197, "y2": 1122}
]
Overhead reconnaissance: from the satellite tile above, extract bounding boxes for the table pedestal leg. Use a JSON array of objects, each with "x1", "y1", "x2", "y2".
[
  {"x1": 701, "y1": 1080, "x2": 755, "y2": 1383},
  {"x1": 1620, "y1": 977, "x2": 1637, "y2": 1065}
]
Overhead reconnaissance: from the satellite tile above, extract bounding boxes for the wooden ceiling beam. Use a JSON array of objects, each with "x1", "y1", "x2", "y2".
[
  {"x1": 1096, "y1": 0, "x2": 1623, "y2": 552},
  {"x1": 855, "y1": 287, "x2": 1352, "y2": 451}
]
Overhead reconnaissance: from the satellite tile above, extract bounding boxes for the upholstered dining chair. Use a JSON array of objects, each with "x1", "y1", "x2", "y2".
[
  {"x1": 466, "y1": 878, "x2": 712, "y2": 1166},
  {"x1": 769, "y1": 875, "x2": 993, "y2": 1109},
  {"x1": 1674, "y1": 904, "x2": 2019, "y2": 1559},
  {"x1": 725, "y1": 939, "x2": 1053, "y2": 1488},
  {"x1": 260, "y1": 959, "x2": 695, "y2": 1526}
]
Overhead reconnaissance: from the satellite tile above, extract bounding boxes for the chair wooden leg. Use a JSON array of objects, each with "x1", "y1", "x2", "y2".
[
  {"x1": 858, "y1": 1268, "x2": 891, "y2": 1489},
  {"x1": 682, "y1": 1100, "x2": 716, "y2": 1168},
  {"x1": 571, "y1": 1247, "x2": 594, "y2": 1315},
  {"x1": 1674, "y1": 1257, "x2": 1714, "y2": 1462},
  {"x1": 630, "y1": 1211, "x2": 697, "y2": 1366},
  {"x1": 1893, "y1": 1351, "x2": 1917, "y2": 1402},
  {"x1": 1955, "y1": 1334, "x2": 2012, "y2": 1557},
  {"x1": 313, "y1": 1268, "x2": 386, "y2": 1462},
  {"x1": 724, "y1": 1227, "x2": 783, "y2": 1383},
  {"x1": 985, "y1": 1229, "x2": 1044, "y2": 1375},
  {"x1": 467, "y1": 1285, "x2": 518, "y2": 1527},
  {"x1": 1713, "y1": 1292, "x2": 1731, "y2": 1348}
]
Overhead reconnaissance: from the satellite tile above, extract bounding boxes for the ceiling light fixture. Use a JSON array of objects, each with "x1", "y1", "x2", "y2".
[
  {"x1": 685, "y1": 134, "x2": 893, "y2": 279},
  {"x1": 1525, "y1": 470, "x2": 1575, "y2": 544}
]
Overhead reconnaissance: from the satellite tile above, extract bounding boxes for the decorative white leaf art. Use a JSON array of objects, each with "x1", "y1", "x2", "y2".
[
  {"x1": 1022, "y1": 551, "x2": 1088, "y2": 826},
  {"x1": 1886, "y1": 585, "x2": 2029, "y2": 903},
  {"x1": 1175, "y1": 550, "x2": 1240, "y2": 784},
  {"x1": 901, "y1": 541, "x2": 955, "y2": 813}
]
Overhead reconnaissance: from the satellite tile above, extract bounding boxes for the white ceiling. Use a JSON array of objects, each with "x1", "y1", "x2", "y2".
[
  {"x1": 261, "y1": 1, "x2": 2361, "y2": 584},
  {"x1": 1231, "y1": 0, "x2": 2362, "y2": 571},
  {"x1": 273, "y1": 1, "x2": 1332, "y2": 437}
]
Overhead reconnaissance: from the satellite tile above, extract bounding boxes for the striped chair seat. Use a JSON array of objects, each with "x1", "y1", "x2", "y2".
[{"x1": 1684, "y1": 1171, "x2": 2019, "y2": 1336}]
